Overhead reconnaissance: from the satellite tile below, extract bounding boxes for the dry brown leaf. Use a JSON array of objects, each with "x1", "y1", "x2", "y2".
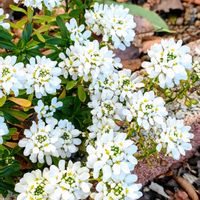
[
  {"x1": 141, "y1": 36, "x2": 162, "y2": 53},
  {"x1": 11, "y1": 132, "x2": 20, "y2": 140},
  {"x1": 174, "y1": 190, "x2": 190, "y2": 200},
  {"x1": 153, "y1": 0, "x2": 183, "y2": 12},
  {"x1": 122, "y1": 59, "x2": 141, "y2": 71},
  {"x1": 135, "y1": 16, "x2": 154, "y2": 34},
  {"x1": 182, "y1": 0, "x2": 200, "y2": 5},
  {"x1": 4, "y1": 142, "x2": 17, "y2": 148},
  {"x1": 174, "y1": 176, "x2": 199, "y2": 200}
]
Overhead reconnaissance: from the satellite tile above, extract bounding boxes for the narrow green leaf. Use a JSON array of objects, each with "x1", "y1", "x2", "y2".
[
  {"x1": 0, "y1": 96, "x2": 6, "y2": 107},
  {"x1": 10, "y1": 5, "x2": 27, "y2": 15},
  {"x1": 78, "y1": 86, "x2": 86, "y2": 102},
  {"x1": 1, "y1": 108, "x2": 29, "y2": 121},
  {"x1": 0, "y1": 27, "x2": 12, "y2": 41},
  {"x1": 66, "y1": 80, "x2": 77, "y2": 90},
  {"x1": 56, "y1": 16, "x2": 69, "y2": 39}
]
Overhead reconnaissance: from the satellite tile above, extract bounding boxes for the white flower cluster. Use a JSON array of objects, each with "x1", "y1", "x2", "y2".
[
  {"x1": 25, "y1": 56, "x2": 62, "y2": 98},
  {"x1": 92, "y1": 174, "x2": 142, "y2": 200},
  {"x1": 14, "y1": 0, "x2": 63, "y2": 10},
  {"x1": 0, "y1": 116, "x2": 9, "y2": 144},
  {"x1": 156, "y1": 117, "x2": 193, "y2": 160},
  {"x1": 19, "y1": 118, "x2": 82, "y2": 165},
  {"x1": 59, "y1": 40, "x2": 122, "y2": 82},
  {"x1": 0, "y1": 56, "x2": 25, "y2": 98},
  {"x1": 65, "y1": 18, "x2": 91, "y2": 45},
  {"x1": 0, "y1": 8, "x2": 10, "y2": 29},
  {"x1": 123, "y1": 90, "x2": 168, "y2": 130},
  {"x1": 15, "y1": 160, "x2": 91, "y2": 200},
  {"x1": 142, "y1": 39, "x2": 192, "y2": 88},
  {"x1": 0, "y1": 56, "x2": 62, "y2": 99},
  {"x1": 85, "y1": 3, "x2": 136, "y2": 50}
]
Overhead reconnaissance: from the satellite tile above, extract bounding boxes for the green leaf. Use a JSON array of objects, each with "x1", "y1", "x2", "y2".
[
  {"x1": 22, "y1": 23, "x2": 33, "y2": 43},
  {"x1": 0, "y1": 161, "x2": 20, "y2": 177},
  {"x1": 10, "y1": 5, "x2": 27, "y2": 15},
  {"x1": 35, "y1": 31, "x2": 46, "y2": 42},
  {"x1": 66, "y1": 80, "x2": 77, "y2": 90},
  {"x1": 1, "y1": 108, "x2": 29, "y2": 121},
  {"x1": 95, "y1": 0, "x2": 170, "y2": 32},
  {"x1": 0, "y1": 41, "x2": 16, "y2": 50},
  {"x1": 56, "y1": 16, "x2": 69, "y2": 39},
  {"x1": 78, "y1": 86, "x2": 86, "y2": 102},
  {"x1": 0, "y1": 27, "x2": 12, "y2": 41},
  {"x1": 0, "y1": 96, "x2": 6, "y2": 107}
]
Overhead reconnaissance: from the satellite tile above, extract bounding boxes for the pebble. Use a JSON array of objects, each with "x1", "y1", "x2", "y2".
[{"x1": 176, "y1": 17, "x2": 184, "y2": 25}]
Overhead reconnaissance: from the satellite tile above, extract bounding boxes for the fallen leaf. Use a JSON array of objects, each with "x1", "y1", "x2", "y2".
[
  {"x1": 122, "y1": 59, "x2": 141, "y2": 71},
  {"x1": 174, "y1": 190, "x2": 190, "y2": 200},
  {"x1": 114, "y1": 45, "x2": 139, "y2": 61},
  {"x1": 11, "y1": 132, "x2": 20, "y2": 140},
  {"x1": 8, "y1": 97, "x2": 32, "y2": 108},
  {"x1": 141, "y1": 36, "x2": 162, "y2": 53},
  {"x1": 4, "y1": 142, "x2": 17, "y2": 148},
  {"x1": 153, "y1": 0, "x2": 183, "y2": 12},
  {"x1": 174, "y1": 176, "x2": 199, "y2": 200},
  {"x1": 134, "y1": 16, "x2": 154, "y2": 34},
  {"x1": 149, "y1": 182, "x2": 170, "y2": 199},
  {"x1": 182, "y1": 0, "x2": 200, "y2": 5}
]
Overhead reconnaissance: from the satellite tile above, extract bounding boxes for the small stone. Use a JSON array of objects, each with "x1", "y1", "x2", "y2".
[
  {"x1": 195, "y1": 20, "x2": 200, "y2": 27},
  {"x1": 176, "y1": 17, "x2": 184, "y2": 25},
  {"x1": 197, "y1": 12, "x2": 200, "y2": 19}
]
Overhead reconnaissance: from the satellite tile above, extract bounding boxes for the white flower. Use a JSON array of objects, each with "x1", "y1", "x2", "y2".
[
  {"x1": 34, "y1": 97, "x2": 63, "y2": 119},
  {"x1": 0, "y1": 8, "x2": 10, "y2": 29},
  {"x1": 89, "y1": 69, "x2": 144, "y2": 102},
  {"x1": 59, "y1": 40, "x2": 122, "y2": 82},
  {"x1": 47, "y1": 160, "x2": 92, "y2": 200},
  {"x1": 66, "y1": 18, "x2": 91, "y2": 44},
  {"x1": 15, "y1": 169, "x2": 50, "y2": 200},
  {"x1": 54, "y1": 119, "x2": 81, "y2": 158},
  {"x1": 92, "y1": 175, "x2": 142, "y2": 200},
  {"x1": 89, "y1": 98, "x2": 123, "y2": 120},
  {"x1": 14, "y1": 0, "x2": 63, "y2": 10},
  {"x1": 18, "y1": 119, "x2": 60, "y2": 165},
  {"x1": 0, "y1": 56, "x2": 25, "y2": 98},
  {"x1": 123, "y1": 90, "x2": 168, "y2": 130},
  {"x1": 87, "y1": 133, "x2": 138, "y2": 181},
  {"x1": 142, "y1": 39, "x2": 192, "y2": 88},
  {"x1": 25, "y1": 56, "x2": 62, "y2": 98},
  {"x1": 88, "y1": 117, "x2": 120, "y2": 139},
  {"x1": 85, "y1": 3, "x2": 136, "y2": 50},
  {"x1": 0, "y1": 116, "x2": 9, "y2": 144},
  {"x1": 156, "y1": 117, "x2": 193, "y2": 160}
]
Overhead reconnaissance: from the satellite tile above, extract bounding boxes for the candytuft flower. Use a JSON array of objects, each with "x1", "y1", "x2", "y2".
[
  {"x1": 66, "y1": 18, "x2": 91, "y2": 44},
  {"x1": 47, "y1": 160, "x2": 92, "y2": 199},
  {"x1": 156, "y1": 117, "x2": 193, "y2": 160},
  {"x1": 85, "y1": 3, "x2": 136, "y2": 50},
  {"x1": 14, "y1": 0, "x2": 63, "y2": 10},
  {"x1": 0, "y1": 56, "x2": 25, "y2": 97},
  {"x1": 25, "y1": 56, "x2": 62, "y2": 98},
  {"x1": 87, "y1": 133, "x2": 137, "y2": 181},
  {"x1": 18, "y1": 120, "x2": 60, "y2": 165},
  {"x1": 15, "y1": 169, "x2": 50, "y2": 200},
  {"x1": 59, "y1": 40, "x2": 122, "y2": 82},
  {"x1": 142, "y1": 39, "x2": 192, "y2": 88}
]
